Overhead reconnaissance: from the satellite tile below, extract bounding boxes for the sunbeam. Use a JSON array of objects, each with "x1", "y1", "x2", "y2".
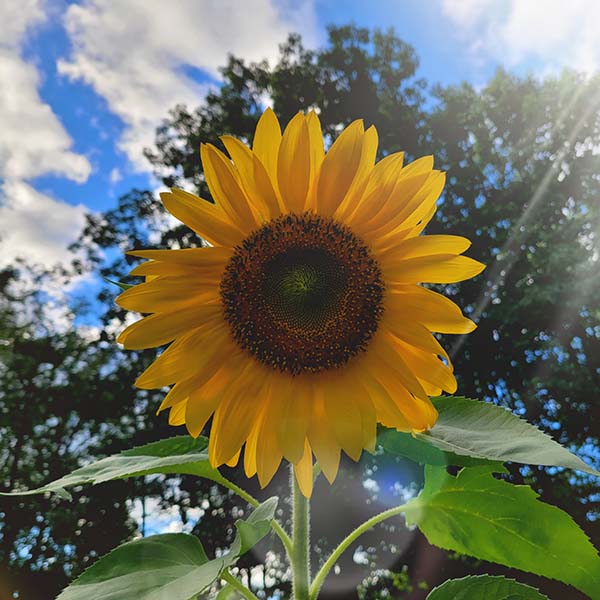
[{"x1": 450, "y1": 81, "x2": 600, "y2": 359}]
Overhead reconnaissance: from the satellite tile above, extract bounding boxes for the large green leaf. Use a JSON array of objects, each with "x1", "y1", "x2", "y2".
[
  {"x1": 426, "y1": 575, "x2": 549, "y2": 599},
  {"x1": 57, "y1": 497, "x2": 278, "y2": 600},
  {"x1": 0, "y1": 436, "x2": 224, "y2": 499},
  {"x1": 382, "y1": 396, "x2": 599, "y2": 475},
  {"x1": 380, "y1": 427, "x2": 491, "y2": 468},
  {"x1": 404, "y1": 465, "x2": 600, "y2": 600}
]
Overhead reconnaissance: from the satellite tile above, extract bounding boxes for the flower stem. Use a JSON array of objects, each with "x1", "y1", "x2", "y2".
[
  {"x1": 218, "y1": 474, "x2": 294, "y2": 559},
  {"x1": 291, "y1": 466, "x2": 311, "y2": 599},
  {"x1": 309, "y1": 503, "x2": 408, "y2": 600},
  {"x1": 221, "y1": 568, "x2": 260, "y2": 600}
]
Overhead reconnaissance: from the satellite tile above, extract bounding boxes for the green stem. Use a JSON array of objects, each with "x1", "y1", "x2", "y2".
[
  {"x1": 309, "y1": 503, "x2": 408, "y2": 600},
  {"x1": 291, "y1": 466, "x2": 311, "y2": 600},
  {"x1": 218, "y1": 474, "x2": 294, "y2": 559},
  {"x1": 221, "y1": 568, "x2": 260, "y2": 600}
]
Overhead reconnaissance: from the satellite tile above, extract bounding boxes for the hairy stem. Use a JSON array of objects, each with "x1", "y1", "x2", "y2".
[{"x1": 291, "y1": 466, "x2": 311, "y2": 599}]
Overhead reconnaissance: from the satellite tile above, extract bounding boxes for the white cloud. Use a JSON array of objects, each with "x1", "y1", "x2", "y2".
[
  {"x1": 58, "y1": 0, "x2": 319, "y2": 170},
  {"x1": 0, "y1": 180, "x2": 87, "y2": 267},
  {"x1": 0, "y1": 0, "x2": 45, "y2": 47},
  {"x1": 0, "y1": 50, "x2": 91, "y2": 182},
  {"x1": 442, "y1": 0, "x2": 600, "y2": 74},
  {"x1": 0, "y1": 0, "x2": 92, "y2": 268},
  {"x1": 109, "y1": 167, "x2": 122, "y2": 184}
]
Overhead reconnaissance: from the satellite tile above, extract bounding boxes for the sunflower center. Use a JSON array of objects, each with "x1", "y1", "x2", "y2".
[
  {"x1": 220, "y1": 212, "x2": 384, "y2": 374},
  {"x1": 263, "y1": 248, "x2": 347, "y2": 331}
]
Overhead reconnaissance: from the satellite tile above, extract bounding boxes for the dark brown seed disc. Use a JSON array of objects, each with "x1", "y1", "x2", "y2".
[{"x1": 220, "y1": 212, "x2": 384, "y2": 374}]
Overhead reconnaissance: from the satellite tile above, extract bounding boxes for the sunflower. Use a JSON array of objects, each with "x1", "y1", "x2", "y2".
[{"x1": 116, "y1": 109, "x2": 484, "y2": 497}]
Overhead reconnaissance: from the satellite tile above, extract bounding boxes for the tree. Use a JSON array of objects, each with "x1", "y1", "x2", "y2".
[{"x1": 0, "y1": 264, "x2": 135, "y2": 598}]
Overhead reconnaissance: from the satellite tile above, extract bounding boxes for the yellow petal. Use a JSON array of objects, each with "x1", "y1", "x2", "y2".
[
  {"x1": 341, "y1": 150, "x2": 404, "y2": 226},
  {"x1": 386, "y1": 286, "x2": 477, "y2": 334},
  {"x1": 253, "y1": 107, "x2": 282, "y2": 189},
  {"x1": 370, "y1": 172, "x2": 446, "y2": 248},
  {"x1": 419, "y1": 379, "x2": 443, "y2": 397},
  {"x1": 115, "y1": 276, "x2": 220, "y2": 313},
  {"x1": 127, "y1": 246, "x2": 232, "y2": 266},
  {"x1": 323, "y1": 375, "x2": 363, "y2": 461},
  {"x1": 378, "y1": 235, "x2": 471, "y2": 261},
  {"x1": 276, "y1": 376, "x2": 310, "y2": 463},
  {"x1": 411, "y1": 202, "x2": 438, "y2": 237},
  {"x1": 401, "y1": 155, "x2": 434, "y2": 177},
  {"x1": 306, "y1": 111, "x2": 325, "y2": 177},
  {"x1": 209, "y1": 364, "x2": 269, "y2": 465},
  {"x1": 161, "y1": 190, "x2": 243, "y2": 247},
  {"x1": 168, "y1": 401, "x2": 187, "y2": 426},
  {"x1": 396, "y1": 338, "x2": 457, "y2": 394},
  {"x1": 317, "y1": 120, "x2": 365, "y2": 216},
  {"x1": 383, "y1": 254, "x2": 486, "y2": 284},
  {"x1": 365, "y1": 351, "x2": 438, "y2": 431},
  {"x1": 253, "y1": 154, "x2": 283, "y2": 217},
  {"x1": 356, "y1": 380, "x2": 377, "y2": 453},
  {"x1": 278, "y1": 113, "x2": 311, "y2": 212},
  {"x1": 361, "y1": 372, "x2": 412, "y2": 431},
  {"x1": 129, "y1": 259, "x2": 223, "y2": 281},
  {"x1": 370, "y1": 330, "x2": 429, "y2": 401},
  {"x1": 221, "y1": 135, "x2": 253, "y2": 182},
  {"x1": 294, "y1": 440, "x2": 314, "y2": 498},
  {"x1": 303, "y1": 111, "x2": 325, "y2": 209},
  {"x1": 366, "y1": 170, "x2": 439, "y2": 236},
  {"x1": 185, "y1": 365, "x2": 234, "y2": 439},
  {"x1": 255, "y1": 380, "x2": 284, "y2": 487},
  {"x1": 226, "y1": 450, "x2": 241, "y2": 468},
  {"x1": 244, "y1": 420, "x2": 260, "y2": 478},
  {"x1": 382, "y1": 310, "x2": 450, "y2": 361},
  {"x1": 221, "y1": 135, "x2": 278, "y2": 220},
  {"x1": 157, "y1": 375, "x2": 202, "y2": 413},
  {"x1": 201, "y1": 144, "x2": 259, "y2": 232},
  {"x1": 333, "y1": 125, "x2": 378, "y2": 219},
  {"x1": 118, "y1": 304, "x2": 222, "y2": 350},
  {"x1": 400, "y1": 172, "x2": 447, "y2": 229},
  {"x1": 308, "y1": 389, "x2": 341, "y2": 483},
  {"x1": 185, "y1": 394, "x2": 220, "y2": 439},
  {"x1": 135, "y1": 323, "x2": 234, "y2": 389}
]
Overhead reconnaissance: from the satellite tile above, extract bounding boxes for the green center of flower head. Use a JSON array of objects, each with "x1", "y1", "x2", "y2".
[
  {"x1": 263, "y1": 248, "x2": 348, "y2": 332},
  {"x1": 220, "y1": 212, "x2": 384, "y2": 375}
]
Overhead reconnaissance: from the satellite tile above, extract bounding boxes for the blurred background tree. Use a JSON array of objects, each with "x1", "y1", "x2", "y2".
[{"x1": 1, "y1": 24, "x2": 599, "y2": 599}]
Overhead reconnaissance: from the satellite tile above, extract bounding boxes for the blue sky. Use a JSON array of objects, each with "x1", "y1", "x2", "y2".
[{"x1": 1, "y1": 0, "x2": 600, "y2": 269}]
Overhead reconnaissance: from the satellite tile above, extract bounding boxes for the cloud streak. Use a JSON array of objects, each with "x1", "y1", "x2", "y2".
[
  {"x1": 442, "y1": 0, "x2": 600, "y2": 74},
  {"x1": 58, "y1": 0, "x2": 319, "y2": 170}
]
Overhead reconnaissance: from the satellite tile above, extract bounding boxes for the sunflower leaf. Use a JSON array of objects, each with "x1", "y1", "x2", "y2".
[
  {"x1": 404, "y1": 464, "x2": 600, "y2": 599},
  {"x1": 382, "y1": 396, "x2": 599, "y2": 476},
  {"x1": 0, "y1": 436, "x2": 224, "y2": 498},
  {"x1": 426, "y1": 575, "x2": 549, "y2": 600},
  {"x1": 380, "y1": 427, "x2": 491, "y2": 468},
  {"x1": 56, "y1": 497, "x2": 277, "y2": 600}
]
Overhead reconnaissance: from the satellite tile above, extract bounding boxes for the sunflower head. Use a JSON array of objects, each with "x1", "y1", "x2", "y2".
[
  {"x1": 220, "y1": 212, "x2": 385, "y2": 375},
  {"x1": 117, "y1": 108, "x2": 484, "y2": 496}
]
